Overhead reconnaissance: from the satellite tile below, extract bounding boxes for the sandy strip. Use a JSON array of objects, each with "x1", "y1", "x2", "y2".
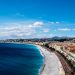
[{"x1": 36, "y1": 45, "x2": 65, "y2": 75}]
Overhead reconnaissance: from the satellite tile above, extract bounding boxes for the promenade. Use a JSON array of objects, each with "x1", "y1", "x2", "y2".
[{"x1": 37, "y1": 45, "x2": 65, "y2": 75}]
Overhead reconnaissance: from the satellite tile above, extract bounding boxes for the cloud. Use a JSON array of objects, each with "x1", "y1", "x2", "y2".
[
  {"x1": 28, "y1": 21, "x2": 44, "y2": 28},
  {"x1": 57, "y1": 28, "x2": 71, "y2": 31},
  {"x1": 1, "y1": 21, "x2": 75, "y2": 39},
  {"x1": 0, "y1": 21, "x2": 44, "y2": 38},
  {"x1": 33, "y1": 21, "x2": 43, "y2": 27},
  {"x1": 56, "y1": 22, "x2": 60, "y2": 24},
  {"x1": 43, "y1": 29, "x2": 49, "y2": 32},
  {"x1": 49, "y1": 21, "x2": 60, "y2": 24},
  {"x1": 0, "y1": 24, "x2": 36, "y2": 38}
]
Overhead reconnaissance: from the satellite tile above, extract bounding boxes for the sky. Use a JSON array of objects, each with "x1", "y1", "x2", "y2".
[{"x1": 0, "y1": 0, "x2": 75, "y2": 39}]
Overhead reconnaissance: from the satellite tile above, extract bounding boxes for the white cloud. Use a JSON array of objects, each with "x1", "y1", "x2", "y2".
[
  {"x1": 28, "y1": 24, "x2": 33, "y2": 28},
  {"x1": 49, "y1": 21, "x2": 60, "y2": 25},
  {"x1": 1, "y1": 21, "x2": 74, "y2": 39},
  {"x1": 33, "y1": 21, "x2": 43, "y2": 27},
  {"x1": 0, "y1": 23, "x2": 36, "y2": 37},
  {"x1": 56, "y1": 22, "x2": 60, "y2": 24},
  {"x1": 57, "y1": 28, "x2": 71, "y2": 31},
  {"x1": 0, "y1": 21, "x2": 44, "y2": 38},
  {"x1": 43, "y1": 29, "x2": 49, "y2": 32},
  {"x1": 27, "y1": 21, "x2": 44, "y2": 28}
]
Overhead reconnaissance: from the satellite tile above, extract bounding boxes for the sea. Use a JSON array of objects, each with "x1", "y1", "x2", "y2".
[{"x1": 0, "y1": 43, "x2": 44, "y2": 75}]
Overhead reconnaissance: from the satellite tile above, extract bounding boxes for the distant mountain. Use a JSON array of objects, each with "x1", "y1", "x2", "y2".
[
  {"x1": 51, "y1": 36, "x2": 68, "y2": 39},
  {"x1": 50, "y1": 36, "x2": 74, "y2": 42}
]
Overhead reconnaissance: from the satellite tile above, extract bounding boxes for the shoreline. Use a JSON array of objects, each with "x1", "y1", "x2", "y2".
[
  {"x1": 34, "y1": 45, "x2": 45, "y2": 75},
  {"x1": 36, "y1": 45, "x2": 65, "y2": 75},
  {"x1": 0, "y1": 43, "x2": 65, "y2": 75}
]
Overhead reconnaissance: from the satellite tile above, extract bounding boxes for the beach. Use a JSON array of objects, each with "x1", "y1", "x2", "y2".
[{"x1": 37, "y1": 45, "x2": 65, "y2": 75}]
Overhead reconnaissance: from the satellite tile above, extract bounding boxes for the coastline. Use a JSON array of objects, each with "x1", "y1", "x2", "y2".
[
  {"x1": 36, "y1": 45, "x2": 65, "y2": 75},
  {"x1": 0, "y1": 42, "x2": 65, "y2": 75},
  {"x1": 34, "y1": 45, "x2": 45, "y2": 75}
]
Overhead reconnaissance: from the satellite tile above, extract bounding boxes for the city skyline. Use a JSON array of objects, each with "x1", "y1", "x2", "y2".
[{"x1": 0, "y1": 0, "x2": 75, "y2": 39}]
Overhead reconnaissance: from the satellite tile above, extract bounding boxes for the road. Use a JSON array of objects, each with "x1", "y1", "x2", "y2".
[{"x1": 55, "y1": 51, "x2": 74, "y2": 75}]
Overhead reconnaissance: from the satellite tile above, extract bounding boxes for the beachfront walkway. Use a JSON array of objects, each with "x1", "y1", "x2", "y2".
[{"x1": 37, "y1": 46, "x2": 65, "y2": 75}]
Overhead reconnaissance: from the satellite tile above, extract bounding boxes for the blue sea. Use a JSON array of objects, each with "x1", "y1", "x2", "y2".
[{"x1": 0, "y1": 43, "x2": 44, "y2": 75}]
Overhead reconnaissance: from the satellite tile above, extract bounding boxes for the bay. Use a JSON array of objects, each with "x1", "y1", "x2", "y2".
[{"x1": 0, "y1": 43, "x2": 44, "y2": 75}]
